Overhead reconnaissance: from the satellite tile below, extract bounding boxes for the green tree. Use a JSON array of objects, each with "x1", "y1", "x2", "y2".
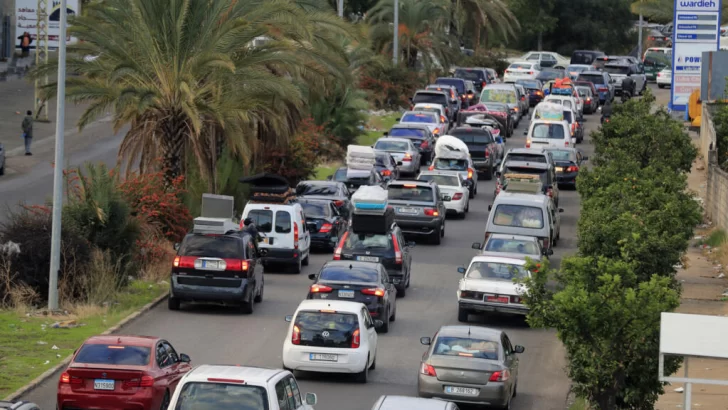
[
  {"x1": 506, "y1": 0, "x2": 557, "y2": 50},
  {"x1": 450, "y1": 0, "x2": 520, "y2": 51},
  {"x1": 520, "y1": 257, "x2": 681, "y2": 410}
]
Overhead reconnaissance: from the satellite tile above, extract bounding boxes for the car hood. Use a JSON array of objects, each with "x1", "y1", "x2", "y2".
[{"x1": 459, "y1": 277, "x2": 527, "y2": 296}]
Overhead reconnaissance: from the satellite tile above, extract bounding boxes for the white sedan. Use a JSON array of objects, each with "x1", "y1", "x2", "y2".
[
  {"x1": 412, "y1": 103, "x2": 449, "y2": 135},
  {"x1": 504, "y1": 61, "x2": 541, "y2": 82},
  {"x1": 657, "y1": 67, "x2": 672, "y2": 88},
  {"x1": 417, "y1": 171, "x2": 470, "y2": 218},
  {"x1": 456, "y1": 255, "x2": 531, "y2": 322},
  {"x1": 398, "y1": 111, "x2": 446, "y2": 137}
]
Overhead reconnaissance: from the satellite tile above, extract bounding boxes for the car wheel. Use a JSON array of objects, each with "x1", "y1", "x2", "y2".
[
  {"x1": 302, "y1": 253, "x2": 309, "y2": 266},
  {"x1": 397, "y1": 285, "x2": 406, "y2": 297},
  {"x1": 431, "y1": 229, "x2": 441, "y2": 245},
  {"x1": 465, "y1": 201, "x2": 470, "y2": 213},
  {"x1": 355, "y1": 356, "x2": 369, "y2": 383},
  {"x1": 0, "y1": 165, "x2": 4, "y2": 176},
  {"x1": 369, "y1": 355, "x2": 376, "y2": 370},
  {"x1": 254, "y1": 278, "x2": 264, "y2": 303},
  {"x1": 658, "y1": 84, "x2": 665, "y2": 89},
  {"x1": 406, "y1": 269, "x2": 411, "y2": 288},
  {"x1": 240, "y1": 290, "x2": 254, "y2": 314},
  {"x1": 458, "y1": 307, "x2": 469, "y2": 323},
  {"x1": 168, "y1": 295, "x2": 180, "y2": 311},
  {"x1": 498, "y1": 397, "x2": 512, "y2": 410},
  {"x1": 484, "y1": 165, "x2": 493, "y2": 181},
  {"x1": 390, "y1": 302, "x2": 397, "y2": 321},
  {"x1": 440, "y1": 222, "x2": 445, "y2": 238},
  {"x1": 292, "y1": 258, "x2": 302, "y2": 274},
  {"x1": 160, "y1": 390, "x2": 171, "y2": 410},
  {"x1": 379, "y1": 310, "x2": 390, "y2": 334}
]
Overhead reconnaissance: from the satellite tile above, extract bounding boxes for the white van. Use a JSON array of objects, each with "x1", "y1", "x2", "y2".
[
  {"x1": 242, "y1": 202, "x2": 311, "y2": 273},
  {"x1": 526, "y1": 119, "x2": 574, "y2": 149}
]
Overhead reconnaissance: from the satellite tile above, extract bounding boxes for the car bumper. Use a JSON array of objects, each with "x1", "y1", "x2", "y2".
[
  {"x1": 418, "y1": 375, "x2": 510, "y2": 407},
  {"x1": 556, "y1": 171, "x2": 578, "y2": 185},
  {"x1": 529, "y1": 95, "x2": 543, "y2": 106},
  {"x1": 282, "y1": 346, "x2": 369, "y2": 373},
  {"x1": 260, "y1": 247, "x2": 302, "y2": 264},
  {"x1": 398, "y1": 161, "x2": 419, "y2": 173},
  {"x1": 471, "y1": 159, "x2": 492, "y2": 171},
  {"x1": 458, "y1": 300, "x2": 529, "y2": 316},
  {"x1": 171, "y1": 276, "x2": 248, "y2": 302},
  {"x1": 394, "y1": 217, "x2": 441, "y2": 236},
  {"x1": 58, "y1": 387, "x2": 156, "y2": 410},
  {"x1": 657, "y1": 77, "x2": 671, "y2": 85},
  {"x1": 443, "y1": 197, "x2": 468, "y2": 214}
]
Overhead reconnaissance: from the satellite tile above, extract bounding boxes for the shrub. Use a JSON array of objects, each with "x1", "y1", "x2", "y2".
[
  {"x1": 710, "y1": 102, "x2": 728, "y2": 171},
  {"x1": 359, "y1": 64, "x2": 421, "y2": 109},
  {"x1": 184, "y1": 148, "x2": 251, "y2": 218},
  {"x1": 459, "y1": 50, "x2": 510, "y2": 76},
  {"x1": 310, "y1": 85, "x2": 368, "y2": 148}
]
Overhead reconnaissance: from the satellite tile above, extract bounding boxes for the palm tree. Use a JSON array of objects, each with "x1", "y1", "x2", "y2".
[
  {"x1": 34, "y1": 0, "x2": 354, "y2": 188},
  {"x1": 451, "y1": 0, "x2": 520, "y2": 51}
]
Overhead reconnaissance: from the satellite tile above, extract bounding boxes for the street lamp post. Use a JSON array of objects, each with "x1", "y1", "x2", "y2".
[
  {"x1": 393, "y1": 0, "x2": 399, "y2": 65},
  {"x1": 47, "y1": 0, "x2": 68, "y2": 311},
  {"x1": 638, "y1": 12, "x2": 643, "y2": 59},
  {"x1": 337, "y1": 0, "x2": 343, "y2": 17}
]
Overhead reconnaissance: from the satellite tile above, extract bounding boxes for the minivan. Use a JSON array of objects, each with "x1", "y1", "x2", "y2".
[
  {"x1": 526, "y1": 119, "x2": 574, "y2": 149},
  {"x1": 480, "y1": 84, "x2": 521, "y2": 126},
  {"x1": 485, "y1": 192, "x2": 563, "y2": 253},
  {"x1": 242, "y1": 202, "x2": 311, "y2": 273}
]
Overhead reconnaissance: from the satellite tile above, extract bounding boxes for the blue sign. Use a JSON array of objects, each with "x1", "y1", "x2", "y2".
[{"x1": 678, "y1": 14, "x2": 699, "y2": 19}]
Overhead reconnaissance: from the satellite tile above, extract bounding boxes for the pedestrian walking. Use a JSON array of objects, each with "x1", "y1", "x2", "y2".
[
  {"x1": 18, "y1": 32, "x2": 33, "y2": 57},
  {"x1": 21, "y1": 110, "x2": 33, "y2": 155}
]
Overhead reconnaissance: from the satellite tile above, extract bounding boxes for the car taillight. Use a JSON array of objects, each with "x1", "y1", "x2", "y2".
[
  {"x1": 495, "y1": 183, "x2": 502, "y2": 195},
  {"x1": 536, "y1": 90, "x2": 543, "y2": 96},
  {"x1": 123, "y1": 375, "x2": 154, "y2": 388},
  {"x1": 528, "y1": 71, "x2": 533, "y2": 75},
  {"x1": 292, "y1": 325, "x2": 301, "y2": 345},
  {"x1": 403, "y1": 154, "x2": 412, "y2": 162},
  {"x1": 424, "y1": 208, "x2": 439, "y2": 217},
  {"x1": 452, "y1": 193, "x2": 463, "y2": 200},
  {"x1": 334, "y1": 200, "x2": 344, "y2": 207},
  {"x1": 421, "y1": 363, "x2": 437, "y2": 377},
  {"x1": 173, "y1": 256, "x2": 196, "y2": 268},
  {"x1": 505, "y1": 70, "x2": 510, "y2": 73},
  {"x1": 525, "y1": 140, "x2": 531, "y2": 148},
  {"x1": 445, "y1": 108, "x2": 449, "y2": 115},
  {"x1": 489, "y1": 369, "x2": 510, "y2": 382},
  {"x1": 319, "y1": 223, "x2": 333, "y2": 233},
  {"x1": 543, "y1": 237, "x2": 550, "y2": 250},
  {"x1": 481, "y1": 81, "x2": 486, "y2": 88},
  {"x1": 440, "y1": 115, "x2": 446, "y2": 123},
  {"x1": 362, "y1": 288, "x2": 386, "y2": 297},
  {"x1": 352, "y1": 329, "x2": 361, "y2": 348},
  {"x1": 567, "y1": 166, "x2": 579, "y2": 172},
  {"x1": 239, "y1": 219, "x2": 244, "y2": 229},
  {"x1": 293, "y1": 222, "x2": 299, "y2": 249},
  {"x1": 409, "y1": 105, "x2": 414, "y2": 110},
  {"x1": 598, "y1": 87, "x2": 608, "y2": 92},
  {"x1": 565, "y1": 139, "x2": 570, "y2": 147},
  {"x1": 392, "y1": 233, "x2": 402, "y2": 264},
  {"x1": 586, "y1": 98, "x2": 591, "y2": 102},
  {"x1": 467, "y1": 168, "x2": 474, "y2": 179},
  {"x1": 333, "y1": 231, "x2": 349, "y2": 260},
  {"x1": 420, "y1": 140, "x2": 429, "y2": 149},
  {"x1": 605, "y1": 118, "x2": 610, "y2": 123},
  {"x1": 510, "y1": 295, "x2": 522, "y2": 304},
  {"x1": 381, "y1": 169, "x2": 392, "y2": 177},
  {"x1": 428, "y1": 165, "x2": 434, "y2": 171},
  {"x1": 547, "y1": 187, "x2": 554, "y2": 197},
  {"x1": 485, "y1": 148, "x2": 490, "y2": 158},
  {"x1": 310, "y1": 284, "x2": 333, "y2": 293},
  {"x1": 225, "y1": 259, "x2": 249, "y2": 271},
  {"x1": 60, "y1": 372, "x2": 83, "y2": 385}
]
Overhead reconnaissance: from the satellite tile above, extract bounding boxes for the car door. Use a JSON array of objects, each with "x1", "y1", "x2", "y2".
[
  {"x1": 548, "y1": 170, "x2": 559, "y2": 205},
  {"x1": 161, "y1": 341, "x2": 190, "y2": 391},
  {"x1": 502, "y1": 334, "x2": 520, "y2": 384},
  {"x1": 362, "y1": 307, "x2": 377, "y2": 361},
  {"x1": 299, "y1": 209, "x2": 311, "y2": 252},
  {"x1": 329, "y1": 202, "x2": 346, "y2": 239},
  {"x1": 284, "y1": 375, "x2": 307, "y2": 410},
  {"x1": 155, "y1": 342, "x2": 175, "y2": 392},
  {"x1": 275, "y1": 378, "x2": 292, "y2": 410},
  {"x1": 380, "y1": 268, "x2": 396, "y2": 306}
]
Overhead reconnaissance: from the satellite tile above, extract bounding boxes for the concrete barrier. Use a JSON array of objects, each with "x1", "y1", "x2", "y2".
[{"x1": 701, "y1": 104, "x2": 728, "y2": 232}]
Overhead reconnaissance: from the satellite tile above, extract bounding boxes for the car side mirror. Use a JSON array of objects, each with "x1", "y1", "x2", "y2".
[
  {"x1": 558, "y1": 208, "x2": 564, "y2": 213},
  {"x1": 326, "y1": 175, "x2": 333, "y2": 181},
  {"x1": 472, "y1": 242, "x2": 481, "y2": 250},
  {"x1": 374, "y1": 320, "x2": 384, "y2": 329},
  {"x1": 305, "y1": 393, "x2": 318, "y2": 406},
  {"x1": 543, "y1": 248, "x2": 554, "y2": 256},
  {"x1": 179, "y1": 353, "x2": 191, "y2": 363},
  {"x1": 420, "y1": 337, "x2": 432, "y2": 345},
  {"x1": 397, "y1": 161, "x2": 403, "y2": 166},
  {"x1": 308, "y1": 273, "x2": 316, "y2": 280},
  {"x1": 395, "y1": 118, "x2": 400, "y2": 121},
  {"x1": 407, "y1": 241, "x2": 416, "y2": 247},
  {"x1": 523, "y1": 130, "x2": 528, "y2": 135},
  {"x1": 488, "y1": 204, "x2": 492, "y2": 211},
  {"x1": 383, "y1": 131, "x2": 389, "y2": 136},
  {"x1": 457, "y1": 266, "x2": 466, "y2": 274},
  {"x1": 514, "y1": 345, "x2": 525, "y2": 354},
  {"x1": 285, "y1": 315, "x2": 293, "y2": 322}
]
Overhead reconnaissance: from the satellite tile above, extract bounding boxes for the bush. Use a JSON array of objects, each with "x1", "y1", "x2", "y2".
[
  {"x1": 710, "y1": 102, "x2": 728, "y2": 171},
  {"x1": 359, "y1": 64, "x2": 421, "y2": 109},
  {"x1": 310, "y1": 85, "x2": 368, "y2": 148},
  {"x1": 459, "y1": 50, "x2": 510, "y2": 76},
  {"x1": 184, "y1": 148, "x2": 251, "y2": 218}
]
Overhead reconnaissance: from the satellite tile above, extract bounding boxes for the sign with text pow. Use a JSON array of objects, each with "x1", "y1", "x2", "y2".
[
  {"x1": 670, "y1": 0, "x2": 722, "y2": 110},
  {"x1": 15, "y1": 0, "x2": 80, "y2": 49}
]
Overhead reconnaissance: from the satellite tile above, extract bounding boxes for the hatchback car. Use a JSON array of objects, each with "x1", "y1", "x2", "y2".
[
  {"x1": 576, "y1": 71, "x2": 614, "y2": 104},
  {"x1": 398, "y1": 111, "x2": 446, "y2": 138},
  {"x1": 576, "y1": 86, "x2": 598, "y2": 114},
  {"x1": 418, "y1": 325, "x2": 523, "y2": 409},
  {"x1": 515, "y1": 79, "x2": 544, "y2": 106},
  {"x1": 58, "y1": 335, "x2": 192, "y2": 410},
  {"x1": 435, "y1": 77, "x2": 472, "y2": 108},
  {"x1": 411, "y1": 103, "x2": 449, "y2": 135},
  {"x1": 454, "y1": 67, "x2": 490, "y2": 92},
  {"x1": 426, "y1": 84, "x2": 462, "y2": 115},
  {"x1": 299, "y1": 198, "x2": 349, "y2": 251},
  {"x1": 373, "y1": 137, "x2": 421, "y2": 176},
  {"x1": 543, "y1": 147, "x2": 588, "y2": 189},
  {"x1": 495, "y1": 160, "x2": 560, "y2": 206},
  {"x1": 387, "y1": 180, "x2": 447, "y2": 244},
  {"x1": 418, "y1": 171, "x2": 470, "y2": 218},
  {"x1": 307, "y1": 261, "x2": 397, "y2": 332},
  {"x1": 447, "y1": 126, "x2": 499, "y2": 179},
  {"x1": 385, "y1": 124, "x2": 437, "y2": 165},
  {"x1": 412, "y1": 90, "x2": 456, "y2": 123},
  {"x1": 374, "y1": 151, "x2": 401, "y2": 181}
]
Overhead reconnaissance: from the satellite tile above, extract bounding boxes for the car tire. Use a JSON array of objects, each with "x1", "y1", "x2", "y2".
[
  {"x1": 431, "y1": 229, "x2": 441, "y2": 245},
  {"x1": 355, "y1": 356, "x2": 369, "y2": 383},
  {"x1": 254, "y1": 278, "x2": 264, "y2": 303},
  {"x1": 263, "y1": 263, "x2": 273, "y2": 273},
  {"x1": 160, "y1": 390, "x2": 171, "y2": 410},
  {"x1": 441, "y1": 222, "x2": 445, "y2": 238},
  {"x1": 658, "y1": 84, "x2": 665, "y2": 89},
  {"x1": 390, "y1": 303, "x2": 397, "y2": 321},
  {"x1": 370, "y1": 355, "x2": 376, "y2": 370},
  {"x1": 302, "y1": 253, "x2": 309, "y2": 266},
  {"x1": 458, "y1": 211, "x2": 466, "y2": 219},
  {"x1": 513, "y1": 381, "x2": 518, "y2": 397},
  {"x1": 0, "y1": 165, "x2": 4, "y2": 176},
  {"x1": 457, "y1": 307, "x2": 469, "y2": 323},
  {"x1": 397, "y1": 285, "x2": 406, "y2": 298},
  {"x1": 379, "y1": 310, "x2": 390, "y2": 334},
  {"x1": 292, "y1": 258, "x2": 302, "y2": 274},
  {"x1": 484, "y1": 165, "x2": 493, "y2": 181},
  {"x1": 498, "y1": 397, "x2": 512, "y2": 410},
  {"x1": 240, "y1": 290, "x2": 254, "y2": 314},
  {"x1": 168, "y1": 296, "x2": 180, "y2": 311}
]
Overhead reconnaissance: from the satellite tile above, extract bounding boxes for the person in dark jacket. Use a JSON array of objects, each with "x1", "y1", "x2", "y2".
[
  {"x1": 621, "y1": 76, "x2": 635, "y2": 100},
  {"x1": 242, "y1": 218, "x2": 262, "y2": 254},
  {"x1": 21, "y1": 110, "x2": 33, "y2": 155},
  {"x1": 18, "y1": 32, "x2": 33, "y2": 57}
]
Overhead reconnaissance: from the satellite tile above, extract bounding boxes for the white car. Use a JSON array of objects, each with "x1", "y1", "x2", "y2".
[
  {"x1": 412, "y1": 104, "x2": 449, "y2": 135},
  {"x1": 657, "y1": 67, "x2": 672, "y2": 88},
  {"x1": 473, "y1": 233, "x2": 550, "y2": 261},
  {"x1": 526, "y1": 119, "x2": 574, "y2": 149},
  {"x1": 282, "y1": 300, "x2": 381, "y2": 383},
  {"x1": 456, "y1": 255, "x2": 531, "y2": 322},
  {"x1": 503, "y1": 61, "x2": 541, "y2": 82},
  {"x1": 417, "y1": 171, "x2": 470, "y2": 218},
  {"x1": 399, "y1": 111, "x2": 444, "y2": 137},
  {"x1": 545, "y1": 95, "x2": 582, "y2": 117},
  {"x1": 508, "y1": 51, "x2": 569, "y2": 69},
  {"x1": 167, "y1": 364, "x2": 318, "y2": 410}
]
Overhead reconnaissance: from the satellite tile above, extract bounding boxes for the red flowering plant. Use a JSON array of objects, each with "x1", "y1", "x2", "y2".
[{"x1": 359, "y1": 65, "x2": 421, "y2": 110}]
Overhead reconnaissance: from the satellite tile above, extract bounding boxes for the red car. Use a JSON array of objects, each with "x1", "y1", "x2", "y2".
[{"x1": 57, "y1": 335, "x2": 192, "y2": 410}]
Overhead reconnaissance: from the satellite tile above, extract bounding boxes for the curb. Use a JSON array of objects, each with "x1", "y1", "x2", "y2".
[{"x1": 2, "y1": 292, "x2": 169, "y2": 401}]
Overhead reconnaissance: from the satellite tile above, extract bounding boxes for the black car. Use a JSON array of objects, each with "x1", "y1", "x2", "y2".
[
  {"x1": 307, "y1": 261, "x2": 397, "y2": 332},
  {"x1": 387, "y1": 179, "x2": 447, "y2": 245},
  {"x1": 385, "y1": 124, "x2": 436, "y2": 164},
  {"x1": 296, "y1": 180, "x2": 352, "y2": 218},
  {"x1": 330, "y1": 167, "x2": 385, "y2": 195},
  {"x1": 374, "y1": 151, "x2": 401, "y2": 182},
  {"x1": 169, "y1": 230, "x2": 264, "y2": 314},
  {"x1": 447, "y1": 126, "x2": 498, "y2": 180},
  {"x1": 435, "y1": 77, "x2": 472, "y2": 108},
  {"x1": 515, "y1": 79, "x2": 544, "y2": 106},
  {"x1": 333, "y1": 222, "x2": 414, "y2": 296},
  {"x1": 454, "y1": 67, "x2": 490, "y2": 92},
  {"x1": 495, "y1": 160, "x2": 560, "y2": 206},
  {"x1": 544, "y1": 147, "x2": 588, "y2": 189},
  {"x1": 570, "y1": 50, "x2": 606, "y2": 65},
  {"x1": 299, "y1": 198, "x2": 349, "y2": 251},
  {"x1": 536, "y1": 68, "x2": 567, "y2": 83}
]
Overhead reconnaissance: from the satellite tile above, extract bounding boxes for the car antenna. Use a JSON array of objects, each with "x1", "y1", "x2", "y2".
[
  {"x1": 350, "y1": 264, "x2": 353, "y2": 269},
  {"x1": 468, "y1": 327, "x2": 471, "y2": 336}
]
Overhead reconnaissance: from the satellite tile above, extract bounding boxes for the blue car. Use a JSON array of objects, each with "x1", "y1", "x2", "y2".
[{"x1": 576, "y1": 71, "x2": 614, "y2": 104}]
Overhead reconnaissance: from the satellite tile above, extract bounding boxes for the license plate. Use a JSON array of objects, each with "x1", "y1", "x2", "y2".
[
  {"x1": 445, "y1": 386, "x2": 479, "y2": 396},
  {"x1": 357, "y1": 256, "x2": 379, "y2": 262},
  {"x1": 338, "y1": 290, "x2": 355, "y2": 298},
  {"x1": 485, "y1": 295, "x2": 509, "y2": 303},
  {"x1": 397, "y1": 207, "x2": 419, "y2": 214},
  {"x1": 310, "y1": 353, "x2": 338, "y2": 362},
  {"x1": 555, "y1": 167, "x2": 564, "y2": 172},
  {"x1": 94, "y1": 379, "x2": 115, "y2": 390}
]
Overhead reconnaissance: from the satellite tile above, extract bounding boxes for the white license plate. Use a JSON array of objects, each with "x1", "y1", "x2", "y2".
[
  {"x1": 357, "y1": 256, "x2": 379, "y2": 262},
  {"x1": 310, "y1": 353, "x2": 338, "y2": 362},
  {"x1": 555, "y1": 167, "x2": 564, "y2": 172},
  {"x1": 397, "y1": 207, "x2": 419, "y2": 214},
  {"x1": 445, "y1": 386, "x2": 479, "y2": 396},
  {"x1": 338, "y1": 290, "x2": 355, "y2": 298},
  {"x1": 94, "y1": 379, "x2": 115, "y2": 390}
]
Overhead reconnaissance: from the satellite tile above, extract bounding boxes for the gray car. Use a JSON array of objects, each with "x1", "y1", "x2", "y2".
[
  {"x1": 371, "y1": 395, "x2": 459, "y2": 410},
  {"x1": 373, "y1": 137, "x2": 421, "y2": 176},
  {"x1": 387, "y1": 179, "x2": 447, "y2": 245},
  {"x1": 418, "y1": 325, "x2": 524, "y2": 409},
  {"x1": 0, "y1": 142, "x2": 5, "y2": 176},
  {"x1": 473, "y1": 233, "x2": 552, "y2": 260}
]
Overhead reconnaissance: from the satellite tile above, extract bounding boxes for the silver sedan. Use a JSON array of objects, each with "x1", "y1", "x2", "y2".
[
  {"x1": 418, "y1": 325, "x2": 524, "y2": 409},
  {"x1": 373, "y1": 137, "x2": 421, "y2": 176}
]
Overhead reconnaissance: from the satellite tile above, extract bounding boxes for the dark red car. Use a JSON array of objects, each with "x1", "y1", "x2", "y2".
[{"x1": 57, "y1": 335, "x2": 191, "y2": 410}]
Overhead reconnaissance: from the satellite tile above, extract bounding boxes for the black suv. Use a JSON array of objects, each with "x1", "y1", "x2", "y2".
[
  {"x1": 387, "y1": 180, "x2": 447, "y2": 245},
  {"x1": 169, "y1": 231, "x2": 264, "y2": 314},
  {"x1": 333, "y1": 223, "x2": 414, "y2": 296},
  {"x1": 454, "y1": 67, "x2": 490, "y2": 92}
]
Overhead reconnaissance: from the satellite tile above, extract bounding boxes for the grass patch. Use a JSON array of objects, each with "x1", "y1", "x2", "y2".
[
  {"x1": 313, "y1": 163, "x2": 340, "y2": 181},
  {"x1": 704, "y1": 229, "x2": 727, "y2": 247},
  {"x1": 0, "y1": 280, "x2": 168, "y2": 398},
  {"x1": 568, "y1": 397, "x2": 590, "y2": 410},
  {"x1": 358, "y1": 113, "x2": 400, "y2": 146}
]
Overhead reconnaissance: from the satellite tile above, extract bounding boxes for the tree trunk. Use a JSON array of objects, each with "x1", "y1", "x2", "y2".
[
  {"x1": 160, "y1": 115, "x2": 187, "y2": 187},
  {"x1": 474, "y1": 26, "x2": 481, "y2": 53},
  {"x1": 537, "y1": 31, "x2": 543, "y2": 51}
]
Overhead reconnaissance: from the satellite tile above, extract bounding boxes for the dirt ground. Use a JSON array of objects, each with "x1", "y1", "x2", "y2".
[{"x1": 654, "y1": 132, "x2": 728, "y2": 410}]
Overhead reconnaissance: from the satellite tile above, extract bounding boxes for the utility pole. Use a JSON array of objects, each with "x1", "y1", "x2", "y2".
[
  {"x1": 638, "y1": 13, "x2": 644, "y2": 59},
  {"x1": 337, "y1": 0, "x2": 343, "y2": 17},
  {"x1": 393, "y1": 0, "x2": 399, "y2": 65},
  {"x1": 35, "y1": 0, "x2": 49, "y2": 121},
  {"x1": 47, "y1": 0, "x2": 67, "y2": 311}
]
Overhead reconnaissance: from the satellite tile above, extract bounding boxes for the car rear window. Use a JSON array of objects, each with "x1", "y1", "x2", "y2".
[
  {"x1": 175, "y1": 382, "x2": 269, "y2": 410},
  {"x1": 505, "y1": 153, "x2": 547, "y2": 163},
  {"x1": 450, "y1": 130, "x2": 493, "y2": 144},
  {"x1": 563, "y1": 110, "x2": 573, "y2": 123},
  {"x1": 418, "y1": 174, "x2": 459, "y2": 186},
  {"x1": 402, "y1": 113, "x2": 436, "y2": 123},
  {"x1": 319, "y1": 266, "x2": 379, "y2": 282},
  {"x1": 247, "y1": 209, "x2": 273, "y2": 233},
  {"x1": 74, "y1": 344, "x2": 151, "y2": 366},
  {"x1": 493, "y1": 204, "x2": 544, "y2": 229},
  {"x1": 571, "y1": 52, "x2": 600, "y2": 64},
  {"x1": 301, "y1": 201, "x2": 331, "y2": 218},
  {"x1": 466, "y1": 261, "x2": 529, "y2": 280},
  {"x1": 531, "y1": 123, "x2": 566, "y2": 139},
  {"x1": 297, "y1": 183, "x2": 337, "y2": 196},
  {"x1": 374, "y1": 140, "x2": 410, "y2": 151},
  {"x1": 436, "y1": 78, "x2": 465, "y2": 93},
  {"x1": 344, "y1": 233, "x2": 392, "y2": 250},
  {"x1": 516, "y1": 79, "x2": 540, "y2": 89},
  {"x1": 481, "y1": 89, "x2": 516, "y2": 104},
  {"x1": 433, "y1": 336, "x2": 499, "y2": 360},
  {"x1": 509, "y1": 63, "x2": 532, "y2": 69},
  {"x1": 294, "y1": 311, "x2": 359, "y2": 348},
  {"x1": 413, "y1": 93, "x2": 447, "y2": 105},
  {"x1": 180, "y1": 235, "x2": 243, "y2": 258},
  {"x1": 482, "y1": 103, "x2": 508, "y2": 112},
  {"x1": 536, "y1": 71, "x2": 562, "y2": 81},
  {"x1": 576, "y1": 74, "x2": 605, "y2": 85},
  {"x1": 604, "y1": 66, "x2": 630, "y2": 75},
  {"x1": 434, "y1": 158, "x2": 468, "y2": 171},
  {"x1": 388, "y1": 185, "x2": 434, "y2": 202},
  {"x1": 546, "y1": 149, "x2": 575, "y2": 161},
  {"x1": 503, "y1": 166, "x2": 547, "y2": 182},
  {"x1": 485, "y1": 237, "x2": 540, "y2": 254},
  {"x1": 275, "y1": 211, "x2": 291, "y2": 233},
  {"x1": 389, "y1": 128, "x2": 426, "y2": 138},
  {"x1": 454, "y1": 69, "x2": 485, "y2": 82}
]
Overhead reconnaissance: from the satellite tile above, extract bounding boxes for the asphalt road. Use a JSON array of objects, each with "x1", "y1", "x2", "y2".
[{"x1": 16, "y1": 86, "x2": 671, "y2": 410}]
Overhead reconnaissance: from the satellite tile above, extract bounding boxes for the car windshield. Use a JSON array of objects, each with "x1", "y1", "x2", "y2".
[
  {"x1": 433, "y1": 336, "x2": 499, "y2": 360},
  {"x1": 375, "y1": 140, "x2": 410, "y2": 151},
  {"x1": 389, "y1": 128, "x2": 426, "y2": 138},
  {"x1": 319, "y1": 266, "x2": 379, "y2": 282},
  {"x1": 509, "y1": 63, "x2": 532, "y2": 69},
  {"x1": 493, "y1": 204, "x2": 545, "y2": 229},
  {"x1": 297, "y1": 183, "x2": 337, "y2": 196},
  {"x1": 516, "y1": 79, "x2": 540, "y2": 88},
  {"x1": 413, "y1": 93, "x2": 447, "y2": 105},
  {"x1": 294, "y1": 311, "x2": 359, "y2": 348},
  {"x1": 418, "y1": 174, "x2": 460, "y2": 187},
  {"x1": 300, "y1": 200, "x2": 330, "y2": 218},
  {"x1": 485, "y1": 238, "x2": 540, "y2": 255},
  {"x1": 604, "y1": 66, "x2": 630, "y2": 75},
  {"x1": 175, "y1": 382, "x2": 269, "y2": 410},
  {"x1": 531, "y1": 123, "x2": 565, "y2": 139},
  {"x1": 344, "y1": 233, "x2": 392, "y2": 250},
  {"x1": 388, "y1": 185, "x2": 434, "y2": 202},
  {"x1": 74, "y1": 344, "x2": 151, "y2": 366},
  {"x1": 576, "y1": 74, "x2": 605, "y2": 85},
  {"x1": 450, "y1": 130, "x2": 493, "y2": 143},
  {"x1": 537, "y1": 71, "x2": 562, "y2": 81},
  {"x1": 546, "y1": 149, "x2": 575, "y2": 161},
  {"x1": 505, "y1": 153, "x2": 546, "y2": 163},
  {"x1": 481, "y1": 89, "x2": 516, "y2": 104},
  {"x1": 434, "y1": 158, "x2": 468, "y2": 171},
  {"x1": 467, "y1": 261, "x2": 529, "y2": 280},
  {"x1": 454, "y1": 69, "x2": 485, "y2": 81},
  {"x1": 180, "y1": 235, "x2": 242, "y2": 257},
  {"x1": 402, "y1": 113, "x2": 436, "y2": 123}
]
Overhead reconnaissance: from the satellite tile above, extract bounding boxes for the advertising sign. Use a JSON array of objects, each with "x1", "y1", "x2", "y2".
[
  {"x1": 670, "y1": 0, "x2": 722, "y2": 109},
  {"x1": 15, "y1": 0, "x2": 80, "y2": 49}
]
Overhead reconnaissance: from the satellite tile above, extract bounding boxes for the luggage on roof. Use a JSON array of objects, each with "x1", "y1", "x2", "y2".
[
  {"x1": 351, "y1": 208, "x2": 394, "y2": 235},
  {"x1": 240, "y1": 173, "x2": 296, "y2": 203},
  {"x1": 346, "y1": 145, "x2": 376, "y2": 171},
  {"x1": 351, "y1": 186, "x2": 388, "y2": 214},
  {"x1": 434, "y1": 135, "x2": 470, "y2": 160}
]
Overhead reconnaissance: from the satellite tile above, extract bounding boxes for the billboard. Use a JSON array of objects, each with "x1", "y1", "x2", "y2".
[{"x1": 15, "y1": 0, "x2": 80, "y2": 49}]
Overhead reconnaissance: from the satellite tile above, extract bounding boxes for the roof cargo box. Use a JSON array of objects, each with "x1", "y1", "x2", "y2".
[
  {"x1": 351, "y1": 207, "x2": 394, "y2": 235},
  {"x1": 434, "y1": 135, "x2": 470, "y2": 160},
  {"x1": 351, "y1": 186, "x2": 388, "y2": 215}
]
